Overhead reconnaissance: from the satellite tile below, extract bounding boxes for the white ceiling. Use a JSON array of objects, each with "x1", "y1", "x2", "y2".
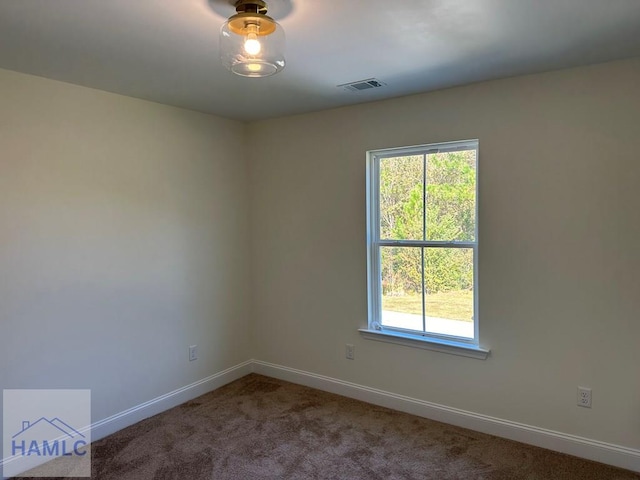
[{"x1": 1, "y1": 0, "x2": 640, "y2": 121}]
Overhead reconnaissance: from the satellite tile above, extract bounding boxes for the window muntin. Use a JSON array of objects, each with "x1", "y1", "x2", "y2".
[{"x1": 368, "y1": 140, "x2": 478, "y2": 343}]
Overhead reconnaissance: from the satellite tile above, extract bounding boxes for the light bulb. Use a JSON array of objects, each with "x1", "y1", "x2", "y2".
[{"x1": 244, "y1": 33, "x2": 261, "y2": 55}]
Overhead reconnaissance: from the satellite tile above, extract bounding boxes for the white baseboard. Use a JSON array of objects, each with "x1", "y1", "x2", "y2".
[
  {"x1": 91, "y1": 360, "x2": 253, "y2": 441},
  {"x1": 4, "y1": 359, "x2": 638, "y2": 477},
  {"x1": 252, "y1": 360, "x2": 640, "y2": 473},
  {"x1": 2, "y1": 360, "x2": 253, "y2": 479}
]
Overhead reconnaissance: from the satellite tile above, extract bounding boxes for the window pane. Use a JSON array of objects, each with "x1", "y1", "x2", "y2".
[
  {"x1": 424, "y1": 247, "x2": 474, "y2": 338},
  {"x1": 379, "y1": 155, "x2": 424, "y2": 240},
  {"x1": 426, "y1": 149, "x2": 476, "y2": 241},
  {"x1": 380, "y1": 246, "x2": 423, "y2": 331}
]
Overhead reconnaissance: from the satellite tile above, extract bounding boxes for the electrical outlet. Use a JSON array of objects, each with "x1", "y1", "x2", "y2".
[
  {"x1": 577, "y1": 386, "x2": 592, "y2": 408},
  {"x1": 189, "y1": 345, "x2": 197, "y2": 362},
  {"x1": 345, "y1": 344, "x2": 355, "y2": 360}
]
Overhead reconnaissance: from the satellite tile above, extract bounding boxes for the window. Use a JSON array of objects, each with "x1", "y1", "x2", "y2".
[{"x1": 363, "y1": 140, "x2": 488, "y2": 359}]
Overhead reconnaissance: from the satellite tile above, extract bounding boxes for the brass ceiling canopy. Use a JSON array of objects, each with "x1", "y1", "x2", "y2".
[{"x1": 227, "y1": 0, "x2": 277, "y2": 36}]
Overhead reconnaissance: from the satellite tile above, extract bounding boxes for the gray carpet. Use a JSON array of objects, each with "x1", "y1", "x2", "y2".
[{"x1": 23, "y1": 374, "x2": 640, "y2": 479}]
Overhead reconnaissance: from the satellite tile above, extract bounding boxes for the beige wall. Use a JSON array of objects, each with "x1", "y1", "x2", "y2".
[
  {"x1": 248, "y1": 57, "x2": 640, "y2": 449},
  {"x1": 1, "y1": 57, "x2": 639, "y2": 456},
  {"x1": 0, "y1": 69, "x2": 251, "y2": 428}
]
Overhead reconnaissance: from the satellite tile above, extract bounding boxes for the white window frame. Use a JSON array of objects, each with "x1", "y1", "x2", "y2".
[{"x1": 361, "y1": 139, "x2": 489, "y2": 360}]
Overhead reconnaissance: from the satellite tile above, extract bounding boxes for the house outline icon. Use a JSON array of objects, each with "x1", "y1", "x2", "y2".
[{"x1": 12, "y1": 417, "x2": 85, "y2": 440}]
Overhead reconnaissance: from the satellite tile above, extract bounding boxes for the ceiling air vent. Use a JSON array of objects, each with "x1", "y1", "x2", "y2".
[{"x1": 338, "y1": 78, "x2": 386, "y2": 92}]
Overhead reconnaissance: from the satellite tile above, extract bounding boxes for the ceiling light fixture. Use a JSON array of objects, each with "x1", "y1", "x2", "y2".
[{"x1": 219, "y1": 0, "x2": 285, "y2": 78}]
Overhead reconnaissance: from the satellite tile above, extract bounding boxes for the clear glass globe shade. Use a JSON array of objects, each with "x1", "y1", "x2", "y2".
[{"x1": 219, "y1": 18, "x2": 285, "y2": 78}]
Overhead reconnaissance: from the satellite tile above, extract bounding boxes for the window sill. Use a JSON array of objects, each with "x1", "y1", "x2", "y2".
[{"x1": 358, "y1": 328, "x2": 490, "y2": 360}]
